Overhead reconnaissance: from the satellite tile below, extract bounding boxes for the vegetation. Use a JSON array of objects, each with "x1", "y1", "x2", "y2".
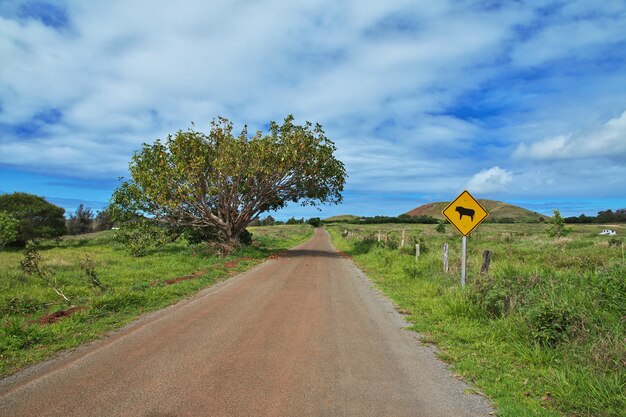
[
  {"x1": 0, "y1": 193, "x2": 66, "y2": 245},
  {"x1": 0, "y1": 225, "x2": 313, "y2": 377},
  {"x1": 111, "y1": 115, "x2": 346, "y2": 245},
  {"x1": 0, "y1": 211, "x2": 19, "y2": 250},
  {"x1": 565, "y1": 209, "x2": 626, "y2": 224},
  {"x1": 545, "y1": 209, "x2": 572, "y2": 238},
  {"x1": 66, "y1": 204, "x2": 95, "y2": 235},
  {"x1": 327, "y1": 222, "x2": 625, "y2": 417}
]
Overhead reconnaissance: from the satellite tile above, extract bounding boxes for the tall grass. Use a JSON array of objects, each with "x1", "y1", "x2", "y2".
[
  {"x1": 327, "y1": 223, "x2": 625, "y2": 417},
  {"x1": 0, "y1": 225, "x2": 313, "y2": 377}
]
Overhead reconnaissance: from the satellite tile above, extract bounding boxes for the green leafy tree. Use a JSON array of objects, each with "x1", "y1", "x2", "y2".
[
  {"x1": 0, "y1": 193, "x2": 66, "y2": 245},
  {"x1": 546, "y1": 209, "x2": 572, "y2": 237},
  {"x1": 0, "y1": 211, "x2": 19, "y2": 250},
  {"x1": 435, "y1": 220, "x2": 446, "y2": 233},
  {"x1": 67, "y1": 204, "x2": 94, "y2": 235},
  {"x1": 307, "y1": 217, "x2": 321, "y2": 227},
  {"x1": 112, "y1": 116, "x2": 346, "y2": 245}
]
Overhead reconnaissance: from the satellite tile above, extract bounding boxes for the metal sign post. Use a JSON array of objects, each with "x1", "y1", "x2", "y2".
[
  {"x1": 442, "y1": 190, "x2": 489, "y2": 288},
  {"x1": 461, "y1": 236, "x2": 467, "y2": 287}
]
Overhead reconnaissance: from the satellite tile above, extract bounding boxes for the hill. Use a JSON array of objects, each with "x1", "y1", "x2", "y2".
[
  {"x1": 324, "y1": 214, "x2": 360, "y2": 222},
  {"x1": 404, "y1": 200, "x2": 546, "y2": 223}
]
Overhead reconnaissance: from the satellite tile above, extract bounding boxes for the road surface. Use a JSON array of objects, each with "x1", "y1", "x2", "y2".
[{"x1": 0, "y1": 229, "x2": 492, "y2": 417}]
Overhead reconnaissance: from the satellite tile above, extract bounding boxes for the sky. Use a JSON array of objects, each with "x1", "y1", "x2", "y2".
[{"x1": 1, "y1": 0, "x2": 625, "y2": 220}]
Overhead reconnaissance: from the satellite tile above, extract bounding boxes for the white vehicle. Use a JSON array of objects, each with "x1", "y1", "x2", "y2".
[{"x1": 598, "y1": 229, "x2": 617, "y2": 235}]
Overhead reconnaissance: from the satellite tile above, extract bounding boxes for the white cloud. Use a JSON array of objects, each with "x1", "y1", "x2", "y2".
[
  {"x1": 467, "y1": 166, "x2": 513, "y2": 194},
  {"x1": 514, "y1": 111, "x2": 626, "y2": 161},
  {"x1": 0, "y1": 0, "x2": 625, "y2": 211}
]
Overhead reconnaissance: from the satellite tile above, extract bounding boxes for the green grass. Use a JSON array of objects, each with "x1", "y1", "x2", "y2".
[
  {"x1": 327, "y1": 223, "x2": 625, "y2": 417},
  {"x1": 0, "y1": 225, "x2": 313, "y2": 377}
]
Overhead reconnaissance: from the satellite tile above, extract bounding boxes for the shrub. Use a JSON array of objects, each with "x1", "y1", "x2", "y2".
[
  {"x1": 527, "y1": 303, "x2": 576, "y2": 347},
  {"x1": 0, "y1": 211, "x2": 19, "y2": 250},
  {"x1": 114, "y1": 220, "x2": 173, "y2": 256},
  {"x1": 546, "y1": 209, "x2": 572, "y2": 238},
  {"x1": 0, "y1": 192, "x2": 66, "y2": 245}
]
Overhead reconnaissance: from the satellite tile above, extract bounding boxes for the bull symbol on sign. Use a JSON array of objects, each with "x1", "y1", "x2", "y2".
[{"x1": 455, "y1": 206, "x2": 475, "y2": 221}]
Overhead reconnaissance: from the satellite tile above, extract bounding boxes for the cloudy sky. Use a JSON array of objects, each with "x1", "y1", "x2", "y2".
[{"x1": 1, "y1": 0, "x2": 625, "y2": 219}]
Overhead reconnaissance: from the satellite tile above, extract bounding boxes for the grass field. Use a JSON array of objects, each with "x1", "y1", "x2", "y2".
[
  {"x1": 327, "y1": 222, "x2": 625, "y2": 417},
  {"x1": 0, "y1": 225, "x2": 313, "y2": 377}
]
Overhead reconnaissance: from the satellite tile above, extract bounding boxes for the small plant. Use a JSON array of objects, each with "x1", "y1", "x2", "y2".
[
  {"x1": 435, "y1": 221, "x2": 446, "y2": 234},
  {"x1": 545, "y1": 209, "x2": 572, "y2": 238},
  {"x1": 20, "y1": 244, "x2": 71, "y2": 304},
  {"x1": 527, "y1": 303, "x2": 576, "y2": 347},
  {"x1": 78, "y1": 255, "x2": 107, "y2": 293}
]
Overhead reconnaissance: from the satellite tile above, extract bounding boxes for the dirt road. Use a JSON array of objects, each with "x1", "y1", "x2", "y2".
[{"x1": 0, "y1": 229, "x2": 492, "y2": 417}]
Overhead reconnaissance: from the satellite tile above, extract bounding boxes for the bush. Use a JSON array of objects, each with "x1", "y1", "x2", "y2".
[
  {"x1": 239, "y1": 229, "x2": 253, "y2": 245},
  {"x1": 527, "y1": 303, "x2": 576, "y2": 347},
  {"x1": 114, "y1": 220, "x2": 173, "y2": 256},
  {"x1": 0, "y1": 211, "x2": 18, "y2": 250},
  {"x1": 0, "y1": 193, "x2": 66, "y2": 245},
  {"x1": 185, "y1": 226, "x2": 221, "y2": 245}
]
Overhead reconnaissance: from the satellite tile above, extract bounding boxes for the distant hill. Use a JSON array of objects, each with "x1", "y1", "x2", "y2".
[
  {"x1": 324, "y1": 214, "x2": 360, "y2": 222},
  {"x1": 404, "y1": 200, "x2": 546, "y2": 223}
]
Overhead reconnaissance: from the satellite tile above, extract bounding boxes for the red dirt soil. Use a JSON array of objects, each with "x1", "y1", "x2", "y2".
[
  {"x1": 37, "y1": 306, "x2": 86, "y2": 325},
  {"x1": 157, "y1": 270, "x2": 207, "y2": 286},
  {"x1": 223, "y1": 257, "x2": 253, "y2": 268}
]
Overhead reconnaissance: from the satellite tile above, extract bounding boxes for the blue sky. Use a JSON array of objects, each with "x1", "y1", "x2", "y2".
[{"x1": 1, "y1": 0, "x2": 625, "y2": 219}]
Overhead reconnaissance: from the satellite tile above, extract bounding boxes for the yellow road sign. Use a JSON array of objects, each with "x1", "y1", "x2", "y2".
[{"x1": 442, "y1": 190, "x2": 489, "y2": 236}]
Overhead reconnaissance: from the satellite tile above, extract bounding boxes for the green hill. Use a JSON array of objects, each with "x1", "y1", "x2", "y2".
[
  {"x1": 324, "y1": 214, "x2": 360, "y2": 222},
  {"x1": 404, "y1": 200, "x2": 546, "y2": 223}
]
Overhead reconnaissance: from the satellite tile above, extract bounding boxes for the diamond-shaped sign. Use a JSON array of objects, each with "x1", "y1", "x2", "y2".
[{"x1": 442, "y1": 190, "x2": 489, "y2": 236}]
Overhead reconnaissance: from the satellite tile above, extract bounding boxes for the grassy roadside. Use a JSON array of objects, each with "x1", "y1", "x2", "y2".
[
  {"x1": 326, "y1": 223, "x2": 625, "y2": 417},
  {"x1": 0, "y1": 225, "x2": 313, "y2": 378}
]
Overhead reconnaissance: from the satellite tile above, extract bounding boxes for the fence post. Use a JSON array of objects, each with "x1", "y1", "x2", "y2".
[
  {"x1": 443, "y1": 243, "x2": 449, "y2": 273},
  {"x1": 401, "y1": 230, "x2": 405, "y2": 247},
  {"x1": 378, "y1": 230, "x2": 381, "y2": 242},
  {"x1": 415, "y1": 244, "x2": 420, "y2": 262},
  {"x1": 481, "y1": 250, "x2": 493, "y2": 274}
]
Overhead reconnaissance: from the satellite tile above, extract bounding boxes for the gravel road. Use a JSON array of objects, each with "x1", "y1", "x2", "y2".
[{"x1": 0, "y1": 228, "x2": 493, "y2": 417}]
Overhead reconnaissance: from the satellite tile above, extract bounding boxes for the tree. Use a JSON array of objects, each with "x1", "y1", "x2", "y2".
[
  {"x1": 307, "y1": 217, "x2": 321, "y2": 227},
  {"x1": 93, "y1": 208, "x2": 115, "y2": 231},
  {"x1": 0, "y1": 193, "x2": 66, "y2": 245},
  {"x1": 67, "y1": 204, "x2": 94, "y2": 235},
  {"x1": 261, "y1": 215, "x2": 275, "y2": 226},
  {"x1": 112, "y1": 116, "x2": 346, "y2": 245},
  {"x1": 545, "y1": 209, "x2": 572, "y2": 237},
  {"x1": 0, "y1": 211, "x2": 19, "y2": 250}
]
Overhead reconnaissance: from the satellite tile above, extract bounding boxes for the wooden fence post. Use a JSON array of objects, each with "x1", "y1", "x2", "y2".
[
  {"x1": 378, "y1": 231, "x2": 381, "y2": 242},
  {"x1": 415, "y1": 244, "x2": 420, "y2": 262},
  {"x1": 401, "y1": 230, "x2": 405, "y2": 247},
  {"x1": 443, "y1": 243, "x2": 449, "y2": 273},
  {"x1": 481, "y1": 250, "x2": 493, "y2": 274}
]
